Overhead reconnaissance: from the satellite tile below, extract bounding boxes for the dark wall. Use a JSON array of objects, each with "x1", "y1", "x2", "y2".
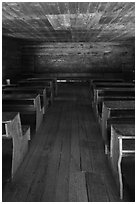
[
  {"x1": 2, "y1": 37, "x2": 22, "y2": 83},
  {"x1": 2, "y1": 38, "x2": 135, "y2": 81},
  {"x1": 21, "y1": 41, "x2": 135, "y2": 77}
]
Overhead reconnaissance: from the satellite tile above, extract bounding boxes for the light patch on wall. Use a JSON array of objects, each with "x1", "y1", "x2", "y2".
[
  {"x1": 104, "y1": 50, "x2": 111, "y2": 54},
  {"x1": 51, "y1": 59, "x2": 65, "y2": 63}
]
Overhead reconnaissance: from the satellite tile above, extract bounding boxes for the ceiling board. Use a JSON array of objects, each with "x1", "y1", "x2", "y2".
[{"x1": 2, "y1": 2, "x2": 135, "y2": 42}]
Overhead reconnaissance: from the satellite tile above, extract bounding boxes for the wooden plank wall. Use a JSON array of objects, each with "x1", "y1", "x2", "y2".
[
  {"x1": 21, "y1": 41, "x2": 134, "y2": 77},
  {"x1": 2, "y1": 37, "x2": 23, "y2": 83},
  {"x1": 2, "y1": 36, "x2": 135, "y2": 81}
]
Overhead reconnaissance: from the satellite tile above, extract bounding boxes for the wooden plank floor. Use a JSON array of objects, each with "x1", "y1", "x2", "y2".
[{"x1": 3, "y1": 83, "x2": 121, "y2": 202}]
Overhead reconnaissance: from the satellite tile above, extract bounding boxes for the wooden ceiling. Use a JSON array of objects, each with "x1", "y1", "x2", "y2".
[{"x1": 2, "y1": 2, "x2": 135, "y2": 42}]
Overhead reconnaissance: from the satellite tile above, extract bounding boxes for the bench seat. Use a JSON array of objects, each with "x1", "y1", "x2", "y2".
[
  {"x1": 106, "y1": 117, "x2": 135, "y2": 155},
  {"x1": 93, "y1": 88, "x2": 135, "y2": 118},
  {"x1": 101, "y1": 100, "x2": 135, "y2": 154},
  {"x1": 96, "y1": 96, "x2": 135, "y2": 121},
  {"x1": 3, "y1": 86, "x2": 47, "y2": 114},
  {"x1": 20, "y1": 73, "x2": 58, "y2": 95},
  {"x1": 18, "y1": 82, "x2": 54, "y2": 104},
  {"x1": 94, "y1": 87, "x2": 134, "y2": 104},
  {"x1": 26, "y1": 77, "x2": 58, "y2": 96},
  {"x1": 91, "y1": 82, "x2": 134, "y2": 96},
  {"x1": 2, "y1": 93, "x2": 43, "y2": 132}
]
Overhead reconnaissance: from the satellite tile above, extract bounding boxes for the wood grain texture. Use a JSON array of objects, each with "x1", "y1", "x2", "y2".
[
  {"x1": 2, "y1": 3, "x2": 135, "y2": 79},
  {"x1": 2, "y1": 112, "x2": 29, "y2": 181},
  {"x1": 3, "y1": 83, "x2": 123, "y2": 202},
  {"x1": 69, "y1": 172, "x2": 88, "y2": 202},
  {"x1": 86, "y1": 172, "x2": 109, "y2": 202},
  {"x1": 21, "y1": 42, "x2": 135, "y2": 74},
  {"x1": 2, "y1": 2, "x2": 134, "y2": 42}
]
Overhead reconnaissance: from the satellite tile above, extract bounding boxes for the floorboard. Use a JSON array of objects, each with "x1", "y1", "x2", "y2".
[
  {"x1": 86, "y1": 172, "x2": 109, "y2": 202},
  {"x1": 2, "y1": 82, "x2": 121, "y2": 202}
]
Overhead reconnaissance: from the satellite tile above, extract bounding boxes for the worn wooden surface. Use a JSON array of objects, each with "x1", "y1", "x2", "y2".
[
  {"x1": 21, "y1": 42, "x2": 135, "y2": 74},
  {"x1": 101, "y1": 100, "x2": 135, "y2": 145},
  {"x1": 2, "y1": 3, "x2": 135, "y2": 81},
  {"x1": 2, "y1": 112, "x2": 18, "y2": 123},
  {"x1": 3, "y1": 93, "x2": 43, "y2": 132},
  {"x1": 3, "y1": 87, "x2": 47, "y2": 114},
  {"x1": 110, "y1": 124, "x2": 135, "y2": 200},
  {"x1": 3, "y1": 83, "x2": 124, "y2": 202},
  {"x1": 2, "y1": 2, "x2": 134, "y2": 42},
  {"x1": 2, "y1": 112, "x2": 29, "y2": 180}
]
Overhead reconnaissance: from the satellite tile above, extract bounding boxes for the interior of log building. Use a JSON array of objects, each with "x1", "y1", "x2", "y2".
[{"x1": 2, "y1": 2, "x2": 135, "y2": 202}]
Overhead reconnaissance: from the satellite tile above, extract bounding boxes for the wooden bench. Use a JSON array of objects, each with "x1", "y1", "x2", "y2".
[
  {"x1": 20, "y1": 73, "x2": 58, "y2": 95},
  {"x1": 97, "y1": 97, "x2": 135, "y2": 124},
  {"x1": 110, "y1": 124, "x2": 135, "y2": 200},
  {"x1": 93, "y1": 88, "x2": 135, "y2": 119},
  {"x1": 101, "y1": 101, "x2": 135, "y2": 154},
  {"x1": 106, "y1": 117, "x2": 135, "y2": 156},
  {"x1": 18, "y1": 81, "x2": 54, "y2": 104},
  {"x1": 93, "y1": 87, "x2": 134, "y2": 104},
  {"x1": 26, "y1": 77, "x2": 58, "y2": 96},
  {"x1": 2, "y1": 84, "x2": 18, "y2": 89},
  {"x1": 26, "y1": 78, "x2": 56, "y2": 100},
  {"x1": 3, "y1": 86, "x2": 47, "y2": 114},
  {"x1": 2, "y1": 112, "x2": 30, "y2": 182},
  {"x1": 2, "y1": 93, "x2": 43, "y2": 133},
  {"x1": 93, "y1": 82, "x2": 134, "y2": 89},
  {"x1": 19, "y1": 80, "x2": 53, "y2": 90},
  {"x1": 92, "y1": 82, "x2": 134, "y2": 98},
  {"x1": 90, "y1": 79, "x2": 124, "y2": 88}
]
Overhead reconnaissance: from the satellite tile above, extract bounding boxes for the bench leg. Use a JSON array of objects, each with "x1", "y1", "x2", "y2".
[
  {"x1": 105, "y1": 144, "x2": 108, "y2": 155},
  {"x1": 118, "y1": 153, "x2": 123, "y2": 200}
]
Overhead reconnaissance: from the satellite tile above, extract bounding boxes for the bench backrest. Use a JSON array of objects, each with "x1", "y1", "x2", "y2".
[
  {"x1": 19, "y1": 80, "x2": 52, "y2": 87},
  {"x1": 3, "y1": 87, "x2": 45, "y2": 95}
]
